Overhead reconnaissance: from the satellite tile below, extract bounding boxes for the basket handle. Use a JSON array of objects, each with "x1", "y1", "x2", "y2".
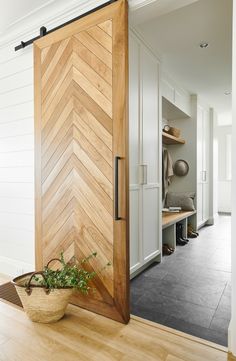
[
  {"x1": 45, "y1": 258, "x2": 64, "y2": 269},
  {"x1": 25, "y1": 271, "x2": 50, "y2": 296}
]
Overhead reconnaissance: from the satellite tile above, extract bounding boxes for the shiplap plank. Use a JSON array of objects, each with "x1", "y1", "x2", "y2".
[
  {"x1": 0, "y1": 240, "x2": 34, "y2": 264},
  {"x1": 0, "y1": 166, "x2": 34, "y2": 182},
  {"x1": 0, "y1": 43, "x2": 32, "y2": 64},
  {"x1": 0, "y1": 118, "x2": 33, "y2": 137},
  {"x1": 0, "y1": 68, "x2": 33, "y2": 94},
  {"x1": 0, "y1": 101, "x2": 33, "y2": 122},
  {"x1": 0, "y1": 52, "x2": 33, "y2": 79},
  {"x1": 0, "y1": 85, "x2": 33, "y2": 108},
  {"x1": 0, "y1": 134, "x2": 34, "y2": 152},
  {"x1": 0, "y1": 182, "x2": 34, "y2": 198},
  {"x1": 0, "y1": 230, "x2": 34, "y2": 246},
  {"x1": 0, "y1": 197, "x2": 34, "y2": 214},
  {"x1": 0, "y1": 150, "x2": 34, "y2": 167},
  {"x1": 0, "y1": 213, "x2": 34, "y2": 231}
]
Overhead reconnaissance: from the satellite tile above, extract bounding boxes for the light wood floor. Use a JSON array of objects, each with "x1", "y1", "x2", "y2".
[{"x1": 0, "y1": 273, "x2": 234, "y2": 361}]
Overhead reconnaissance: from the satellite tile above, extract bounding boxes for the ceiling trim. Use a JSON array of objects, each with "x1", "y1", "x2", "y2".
[
  {"x1": 0, "y1": 0, "x2": 108, "y2": 47},
  {"x1": 4, "y1": 0, "x2": 56, "y2": 31},
  {"x1": 129, "y1": 0, "x2": 157, "y2": 11}
]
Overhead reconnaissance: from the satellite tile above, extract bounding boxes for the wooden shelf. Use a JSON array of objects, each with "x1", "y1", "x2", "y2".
[{"x1": 162, "y1": 132, "x2": 185, "y2": 145}]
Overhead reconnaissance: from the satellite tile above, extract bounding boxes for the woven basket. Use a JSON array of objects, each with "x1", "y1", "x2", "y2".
[
  {"x1": 169, "y1": 126, "x2": 181, "y2": 138},
  {"x1": 12, "y1": 259, "x2": 73, "y2": 323}
]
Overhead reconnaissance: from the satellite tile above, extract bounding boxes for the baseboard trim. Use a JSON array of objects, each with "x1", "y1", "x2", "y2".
[
  {"x1": 130, "y1": 254, "x2": 161, "y2": 280},
  {"x1": 0, "y1": 256, "x2": 34, "y2": 277}
]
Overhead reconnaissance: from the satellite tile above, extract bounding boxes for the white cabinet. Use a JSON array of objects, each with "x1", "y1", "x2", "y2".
[
  {"x1": 129, "y1": 33, "x2": 161, "y2": 275},
  {"x1": 197, "y1": 105, "x2": 210, "y2": 227},
  {"x1": 162, "y1": 75, "x2": 191, "y2": 117}
]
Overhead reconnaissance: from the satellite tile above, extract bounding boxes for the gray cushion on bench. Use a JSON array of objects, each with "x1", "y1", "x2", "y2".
[{"x1": 166, "y1": 192, "x2": 196, "y2": 211}]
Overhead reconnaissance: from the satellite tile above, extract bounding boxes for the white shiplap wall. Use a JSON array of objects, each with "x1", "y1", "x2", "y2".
[
  {"x1": 0, "y1": 0, "x2": 108, "y2": 277},
  {"x1": 0, "y1": 45, "x2": 35, "y2": 275}
]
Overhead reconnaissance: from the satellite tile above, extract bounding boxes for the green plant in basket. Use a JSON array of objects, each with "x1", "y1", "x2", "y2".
[
  {"x1": 12, "y1": 251, "x2": 111, "y2": 323},
  {"x1": 32, "y1": 252, "x2": 110, "y2": 294}
]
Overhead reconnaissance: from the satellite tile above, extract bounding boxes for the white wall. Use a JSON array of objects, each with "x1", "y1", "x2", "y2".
[
  {"x1": 216, "y1": 124, "x2": 232, "y2": 213},
  {"x1": 0, "y1": 0, "x2": 109, "y2": 277},
  {"x1": 0, "y1": 44, "x2": 35, "y2": 275}
]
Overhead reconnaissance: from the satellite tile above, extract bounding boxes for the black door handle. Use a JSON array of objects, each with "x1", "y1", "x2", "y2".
[{"x1": 114, "y1": 156, "x2": 122, "y2": 220}]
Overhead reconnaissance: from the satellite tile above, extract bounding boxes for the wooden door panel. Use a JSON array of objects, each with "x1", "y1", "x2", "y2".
[{"x1": 34, "y1": 0, "x2": 129, "y2": 323}]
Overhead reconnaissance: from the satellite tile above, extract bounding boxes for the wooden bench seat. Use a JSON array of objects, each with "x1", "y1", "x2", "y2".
[{"x1": 162, "y1": 210, "x2": 196, "y2": 229}]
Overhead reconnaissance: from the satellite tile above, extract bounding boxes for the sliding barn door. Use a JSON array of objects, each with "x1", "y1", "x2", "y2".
[{"x1": 34, "y1": 0, "x2": 129, "y2": 323}]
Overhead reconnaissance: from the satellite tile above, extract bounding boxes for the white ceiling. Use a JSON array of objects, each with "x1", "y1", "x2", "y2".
[
  {"x1": 136, "y1": 0, "x2": 232, "y2": 118},
  {"x1": 129, "y1": 0, "x2": 198, "y2": 24}
]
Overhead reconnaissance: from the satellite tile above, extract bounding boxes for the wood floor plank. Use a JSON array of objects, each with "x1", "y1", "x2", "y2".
[{"x1": 0, "y1": 300, "x2": 229, "y2": 361}]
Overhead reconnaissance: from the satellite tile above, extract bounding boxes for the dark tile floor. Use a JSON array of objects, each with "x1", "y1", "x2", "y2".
[{"x1": 131, "y1": 215, "x2": 231, "y2": 346}]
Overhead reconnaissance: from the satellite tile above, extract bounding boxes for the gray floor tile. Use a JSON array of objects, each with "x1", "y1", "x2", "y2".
[
  {"x1": 142, "y1": 263, "x2": 168, "y2": 280},
  {"x1": 131, "y1": 304, "x2": 168, "y2": 324},
  {"x1": 136, "y1": 290, "x2": 215, "y2": 328},
  {"x1": 130, "y1": 215, "x2": 231, "y2": 345},
  {"x1": 155, "y1": 280, "x2": 224, "y2": 309},
  {"x1": 210, "y1": 316, "x2": 230, "y2": 333},
  {"x1": 165, "y1": 316, "x2": 228, "y2": 346}
]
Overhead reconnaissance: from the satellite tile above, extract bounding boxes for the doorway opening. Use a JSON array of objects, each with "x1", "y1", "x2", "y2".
[{"x1": 129, "y1": 0, "x2": 232, "y2": 347}]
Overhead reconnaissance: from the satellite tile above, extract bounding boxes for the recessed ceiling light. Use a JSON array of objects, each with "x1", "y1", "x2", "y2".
[
  {"x1": 224, "y1": 91, "x2": 231, "y2": 96},
  {"x1": 199, "y1": 42, "x2": 209, "y2": 49}
]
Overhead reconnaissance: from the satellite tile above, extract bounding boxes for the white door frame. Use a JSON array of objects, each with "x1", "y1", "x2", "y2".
[{"x1": 229, "y1": 0, "x2": 236, "y2": 355}]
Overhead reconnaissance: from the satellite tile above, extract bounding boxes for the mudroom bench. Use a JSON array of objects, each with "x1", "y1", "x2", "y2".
[{"x1": 162, "y1": 210, "x2": 197, "y2": 249}]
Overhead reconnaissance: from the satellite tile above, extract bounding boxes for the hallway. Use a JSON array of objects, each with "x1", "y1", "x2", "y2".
[{"x1": 131, "y1": 215, "x2": 231, "y2": 346}]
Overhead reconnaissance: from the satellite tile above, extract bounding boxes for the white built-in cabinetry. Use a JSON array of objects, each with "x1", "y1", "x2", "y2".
[
  {"x1": 129, "y1": 32, "x2": 214, "y2": 276},
  {"x1": 129, "y1": 32, "x2": 161, "y2": 276},
  {"x1": 197, "y1": 104, "x2": 211, "y2": 227},
  {"x1": 162, "y1": 73, "x2": 191, "y2": 118}
]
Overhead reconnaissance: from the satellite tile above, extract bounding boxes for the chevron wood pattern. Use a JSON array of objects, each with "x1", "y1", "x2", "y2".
[{"x1": 34, "y1": 0, "x2": 129, "y2": 323}]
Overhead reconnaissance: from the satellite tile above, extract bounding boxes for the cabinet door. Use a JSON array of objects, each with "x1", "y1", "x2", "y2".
[
  {"x1": 141, "y1": 46, "x2": 160, "y2": 262},
  {"x1": 129, "y1": 35, "x2": 141, "y2": 273},
  {"x1": 203, "y1": 110, "x2": 210, "y2": 221},
  {"x1": 162, "y1": 78, "x2": 175, "y2": 104},
  {"x1": 35, "y1": 0, "x2": 129, "y2": 323},
  {"x1": 203, "y1": 109, "x2": 210, "y2": 183},
  {"x1": 203, "y1": 183, "x2": 210, "y2": 222},
  {"x1": 197, "y1": 183, "x2": 203, "y2": 226},
  {"x1": 197, "y1": 105, "x2": 204, "y2": 182}
]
